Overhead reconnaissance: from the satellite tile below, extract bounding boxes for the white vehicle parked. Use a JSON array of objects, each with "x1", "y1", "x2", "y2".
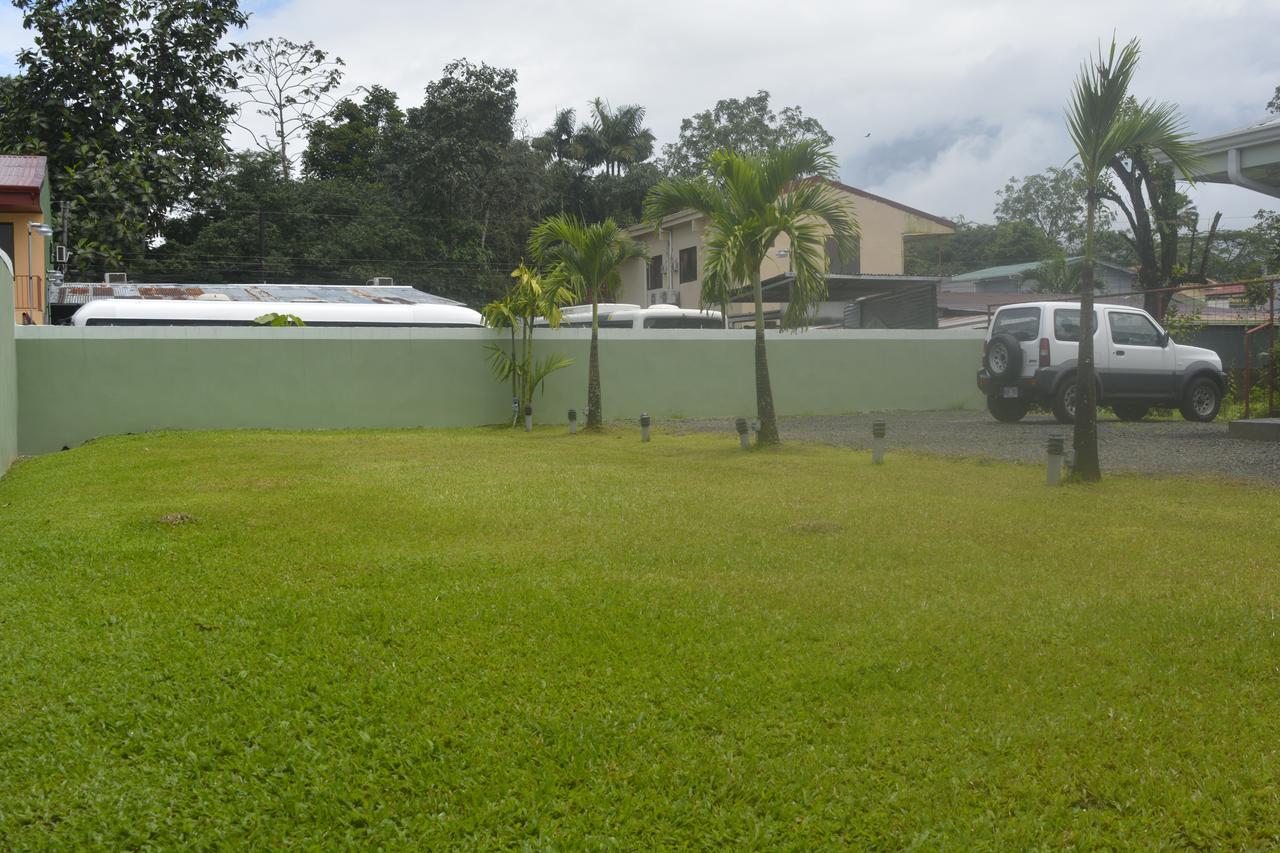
[
  {"x1": 976, "y1": 300, "x2": 1228, "y2": 423},
  {"x1": 70, "y1": 298, "x2": 485, "y2": 327},
  {"x1": 538, "y1": 303, "x2": 724, "y2": 330}
]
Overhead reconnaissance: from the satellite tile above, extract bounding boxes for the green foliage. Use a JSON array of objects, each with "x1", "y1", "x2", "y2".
[
  {"x1": 253, "y1": 312, "x2": 305, "y2": 327},
  {"x1": 481, "y1": 263, "x2": 574, "y2": 424},
  {"x1": 3, "y1": 430, "x2": 1280, "y2": 846},
  {"x1": 1024, "y1": 252, "x2": 1096, "y2": 293},
  {"x1": 660, "y1": 91, "x2": 833, "y2": 178},
  {"x1": 994, "y1": 165, "x2": 1108, "y2": 251},
  {"x1": 153, "y1": 60, "x2": 545, "y2": 303},
  {"x1": 530, "y1": 101, "x2": 661, "y2": 224},
  {"x1": 905, "y1": 219, "x2": 1055, "y2": 276},
  {"x1": 230, "y1": 37, "x2": 346, "y2": 181},
  {"x1": 0, "y1": 0, "x2": 248, "y2": 276}
]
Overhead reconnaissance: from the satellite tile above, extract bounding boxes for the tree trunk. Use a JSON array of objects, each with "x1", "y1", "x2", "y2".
[
  {"x1": 1074, "y1": 195, "x2": 1102, "y2": 482},
  {"x1": 587, "y1": 298, "x2": 603, "y2": 430},
  {"x1": 752, "y1": 269, "x2": 780, "y2": 446}
]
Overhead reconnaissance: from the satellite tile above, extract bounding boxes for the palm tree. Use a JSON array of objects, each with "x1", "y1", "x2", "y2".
[
  {"x1": 528, "y1": 214, "x2": 647, "y2": 430},
  {"x1": 1066, "y1": 37, "x2": 1200, "y2": 481},
  {"x1": 576, "y1": 99, "x2": 655, "y2": 176},
  {"x1": 643, "y1": 141, "x2": 858, "y2": 446},
  {"x1": 481, "y1": 263, "x2": 576, "y2": 427}
]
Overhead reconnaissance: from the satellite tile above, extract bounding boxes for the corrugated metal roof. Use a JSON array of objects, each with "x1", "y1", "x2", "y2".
[
  {"x1": 52, "y1": 282, "x2": 462, "y2": 307},
  {"x1": 0, "y1": 155, "x2": 47, "y2": 190}
]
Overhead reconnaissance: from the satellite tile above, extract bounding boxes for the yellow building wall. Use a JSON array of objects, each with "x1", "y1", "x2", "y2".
[{"x1": 1, "y1": 211, "x2": 48, "y2": 324}]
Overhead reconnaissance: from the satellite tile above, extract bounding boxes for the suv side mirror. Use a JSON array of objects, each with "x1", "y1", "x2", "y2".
[{"x1": 1158, "y1": 331, "x2": 1170, "y2": 348}]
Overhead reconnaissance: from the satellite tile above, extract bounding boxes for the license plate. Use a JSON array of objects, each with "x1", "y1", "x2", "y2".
[{"x1": 1001, "y1": 387, "x2": 1019, "y2": 398}]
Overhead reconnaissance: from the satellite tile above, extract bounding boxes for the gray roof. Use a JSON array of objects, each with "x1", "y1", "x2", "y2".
[{"x1": 52, "y1": 282, "x2": 462, "y2": 307}]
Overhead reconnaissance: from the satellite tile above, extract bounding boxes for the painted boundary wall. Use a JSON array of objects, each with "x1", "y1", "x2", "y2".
[
  {"x1": 0, "y1": 253, "x2": 15, "y2": 473},
  {"x1": 15, "y1": 326, "x2": 985, "y2": 455}
]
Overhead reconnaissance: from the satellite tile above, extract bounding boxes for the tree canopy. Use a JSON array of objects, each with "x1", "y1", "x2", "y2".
[
  {"x1": 659, "y1": 91, "x2": 833, "y2": 178},
  {"x1": 0, "y1": 0, "x2": 247, "y2": 275}
]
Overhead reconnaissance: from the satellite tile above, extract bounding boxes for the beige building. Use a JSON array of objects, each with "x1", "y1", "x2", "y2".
[{"x1": 620, "y1": 178, "x2": 954, "y2": 321}]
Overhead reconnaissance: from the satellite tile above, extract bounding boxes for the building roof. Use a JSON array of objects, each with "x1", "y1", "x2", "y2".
[
  {"x1": 51, "y1": 281, "x2": 462, "y2": 307},
  {"x1": 0, "y1": 155, "x2": 46, "y2": 190},
  {"x1": 948, "y1": 256, "x2": 1134, "y2": 282},
  {"x1": 937, "y1": 290, "x2": 1146, "y2": 315},
  {"x1": 0, "y1": 154, "x2": 47, "y2": 213},
  {"x1": 1160, "y1": 117, "x2": 1280, "y2": 198}
]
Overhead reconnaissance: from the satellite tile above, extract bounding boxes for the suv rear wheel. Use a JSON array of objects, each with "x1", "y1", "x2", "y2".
[
  {"x1": 987, "y1": 396, "x2": 1030, "y2": 423},
  {"x1": 1179, "y1": 377, "x2": 1221, "y2": 422},
  {"x1": 1052, "y1": 380, "x2": 1078, "y2": 424},
  {"x1": 1112, "y1": 402, "x2": 1149, "y2": 422}
]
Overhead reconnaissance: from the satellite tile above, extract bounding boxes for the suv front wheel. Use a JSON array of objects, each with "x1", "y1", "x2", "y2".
[
  {"x1": 1180, "y1": 377, "x2": 1221, "y2": 422},
  {"x1": 987, "y1": 396, "x2": 1030, "y2": 423}
]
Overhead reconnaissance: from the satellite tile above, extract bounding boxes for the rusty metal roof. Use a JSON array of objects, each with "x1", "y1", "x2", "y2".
[
  {"x1": 52, "y1": 282, "x2": 462, "y2": 307},
  {"x1": 0, "y1": 155, "x2": 47, "y2": 190}
]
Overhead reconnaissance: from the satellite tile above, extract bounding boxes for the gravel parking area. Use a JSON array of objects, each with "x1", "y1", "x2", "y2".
[{"x1": 671, "y1": 410, "x2": 1280, "y2": 486}]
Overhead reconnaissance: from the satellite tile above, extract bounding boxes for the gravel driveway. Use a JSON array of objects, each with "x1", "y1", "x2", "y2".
[{"x1": 671, "y1": 411, "x2": 1280, "y2": 486}]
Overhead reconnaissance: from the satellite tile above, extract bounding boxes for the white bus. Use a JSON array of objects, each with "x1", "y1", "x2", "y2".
[
  {"x1": 70, "y1": 298, "x2": 485, "y2": 328},
  {"x1": 537, "y1": 303, "x2": 724, "y2": 330}
]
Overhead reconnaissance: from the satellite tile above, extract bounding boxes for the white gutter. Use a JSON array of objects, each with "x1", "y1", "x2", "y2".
[{"x1": 1227, "y1": 147, "x2": 1280, "y2": 199}]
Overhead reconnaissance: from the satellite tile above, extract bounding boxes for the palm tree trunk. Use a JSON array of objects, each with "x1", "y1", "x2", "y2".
[
  {"x1": 752, "y1": 269, "x2": 780, "y2": 446},
  {"x1": 1074, "y1": 194, "x2": 1102, "y2": 482},
  {"x1": 587, "y1": 298, "x2": 603, "y2": 430}
]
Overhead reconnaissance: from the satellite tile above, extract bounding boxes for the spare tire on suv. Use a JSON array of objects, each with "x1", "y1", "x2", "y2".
[{"x1": 984, "y1": 333, "x2": 1023, "y2": 380}]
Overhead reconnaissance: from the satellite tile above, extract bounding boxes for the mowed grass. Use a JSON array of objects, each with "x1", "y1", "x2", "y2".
[{"x1": 1, "y1": 428, "x2": 1279, "y2": 848}]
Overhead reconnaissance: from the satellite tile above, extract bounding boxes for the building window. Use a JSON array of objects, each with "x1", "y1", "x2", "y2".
[
  {"x1": 647, "y1": 255, "x2": 664, "y2": 290},
  {"x1": 678, "y1": 246, "x2": 697, "y2": 284},
  {"x1": 825, "y1": 236, "x2": 860, "y2": 275}
]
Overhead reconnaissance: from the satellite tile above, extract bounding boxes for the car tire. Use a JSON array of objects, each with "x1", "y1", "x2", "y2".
[
  {"x1": 987, "y1": 395, "x2": 1030, "y2": 423},
  {"x1": 985, "y1": 334, "x2": 1023, "y2": 380},
  {"x1": 1179, "y1": 377, "x2": 1221, "y2": 422},
  {"x1": 1051, "y1": 379, "x2": 1078, "y2": 424},
  {"x1": 1112, "y1": 402, "x2": 1149, "y2": 422}
]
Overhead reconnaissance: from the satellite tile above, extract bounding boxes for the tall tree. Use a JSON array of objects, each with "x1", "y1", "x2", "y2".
[
  {"x1": 1268, "y1": 85, "x2": 1279, "y2": 114},
  {"x1": 644, "y1": 142, "x2": 858, "y2": 446},
  {"x1": 0, "y1": 0, "x2": 247, "y2": 274},
  {"x1": 231, "y1": 37, "x2": 346, "y2": 181},
  {"x1": 994, "y1": 165, "x2": 1104, "y2": 250},
  {"x1": 905, "y1": 219, "x2": 1055, "y2": 277},
  {"x1": 1098, "y1": 136, "x2": 1196, "y2": 318},
  {"x1": 660, "y1": 91, "x2": 833, "y2": 178},
  {"x1": 528, "y1": 215, "x2": 646, "y2": 431},
  {"x1": 1065, "y1": 37, "x2": 1199, "y2": 482},
  {"x1": 302, "y1": 85, "x2": 404, "y2": 182}
]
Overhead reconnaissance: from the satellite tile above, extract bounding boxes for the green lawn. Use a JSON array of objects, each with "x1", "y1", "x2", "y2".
[{"x1": 1, "y1": 428, "x2": 1278, "y2": 848}]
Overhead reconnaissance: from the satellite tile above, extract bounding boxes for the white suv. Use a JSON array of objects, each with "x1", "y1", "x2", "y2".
[{"x1": 976, "y1": 301, "x2": 1228, "y2": 424}]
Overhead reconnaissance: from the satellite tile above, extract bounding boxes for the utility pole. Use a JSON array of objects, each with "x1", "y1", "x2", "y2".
[
  {"x1": 59, "y1": 200, "x2": 69, "y2": 275},
  {"x1": 258, "y1": 209, "x2": 266, "y2": 280}
]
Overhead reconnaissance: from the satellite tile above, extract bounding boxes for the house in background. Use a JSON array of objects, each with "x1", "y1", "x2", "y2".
[
  {"x1": 620, "y1": 178, "x2": 955, "y2": 327},
  {"x1": 0, "y1": 155, "x2": 52, "y2": 325},
  {"x1": 944, "y1": 257, "x2": 1137, "y2": 295}
]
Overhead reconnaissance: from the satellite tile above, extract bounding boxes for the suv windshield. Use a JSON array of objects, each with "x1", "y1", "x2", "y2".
[{"x1": 991, "y1": 307, "x2": 1040, "y2": 342}]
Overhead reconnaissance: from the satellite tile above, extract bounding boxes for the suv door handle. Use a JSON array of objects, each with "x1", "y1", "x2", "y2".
[{"x1": 1114, "y1": 350, "x2": 1125, "y2": 356}]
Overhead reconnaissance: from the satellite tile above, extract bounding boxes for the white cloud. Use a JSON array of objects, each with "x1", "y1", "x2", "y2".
[{"x1": 5, "y1": 0, "x2": 1278, "y2": 224}]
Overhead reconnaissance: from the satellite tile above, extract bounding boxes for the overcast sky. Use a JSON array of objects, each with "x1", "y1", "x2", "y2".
[{"x1": 3, "y1": 0, "x2": 1277, "y2": 228}]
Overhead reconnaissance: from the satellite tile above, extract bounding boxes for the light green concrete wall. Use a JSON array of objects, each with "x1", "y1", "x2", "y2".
[
  {"x1": 15, "y1": 327, "x2": 984, "y2": 455},
  {"x1": 0, "y1": 253, "x2": 16, "y2": 473}
]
